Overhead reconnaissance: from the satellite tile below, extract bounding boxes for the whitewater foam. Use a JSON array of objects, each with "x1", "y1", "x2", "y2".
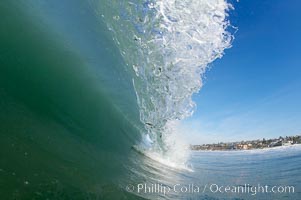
[{"x1": 94, "y1": 0, "x2": 233, "y2": 162}]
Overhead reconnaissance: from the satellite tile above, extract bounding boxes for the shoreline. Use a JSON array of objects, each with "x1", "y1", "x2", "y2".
[
  {"x1": 191, "y1": 143, "x2": 301, "y2": 152},
  {"x1": 190, "y1": 135, "x2": 301, "y2": 151}
]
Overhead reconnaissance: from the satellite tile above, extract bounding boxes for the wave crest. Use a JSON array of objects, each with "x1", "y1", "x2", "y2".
[{"x1": 94, "y1": 0, "x2": 233, "y2": 154}]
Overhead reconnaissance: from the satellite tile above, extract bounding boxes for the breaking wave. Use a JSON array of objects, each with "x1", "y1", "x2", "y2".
[{"x1": 93, "y1": 0, "x2": 234, "y2": 163}]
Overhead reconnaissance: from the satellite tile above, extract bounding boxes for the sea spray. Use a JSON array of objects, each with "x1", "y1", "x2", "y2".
[{"x1": 93, "y1": 0, "x2": 233, "y2": 163}]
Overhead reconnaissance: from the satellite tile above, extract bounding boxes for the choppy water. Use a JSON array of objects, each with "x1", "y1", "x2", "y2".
[{"x1": 1, "y1": 1, "x2": 300, "y2": 200}]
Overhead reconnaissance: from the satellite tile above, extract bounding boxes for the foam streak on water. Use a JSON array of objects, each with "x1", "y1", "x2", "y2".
[{"x1": 95, "y1": 0, "x2": 233, "y2": 161}]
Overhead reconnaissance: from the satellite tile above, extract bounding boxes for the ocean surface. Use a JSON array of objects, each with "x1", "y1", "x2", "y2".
[
  {"x1": 126, "y1": 145, "x2": 301, "y2": 200},
  {"x1": 1, "y1": 1, "x2": 300, "y2": 199}
]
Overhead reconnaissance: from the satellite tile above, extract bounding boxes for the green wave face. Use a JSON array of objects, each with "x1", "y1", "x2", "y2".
[{"x1": 0, "y1": 1, "x2": 143, "y2": 199}]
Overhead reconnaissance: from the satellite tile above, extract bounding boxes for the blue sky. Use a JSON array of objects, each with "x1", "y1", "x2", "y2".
[{"x1": 184, "y1": 0, "x2": 301, "y2": 144}]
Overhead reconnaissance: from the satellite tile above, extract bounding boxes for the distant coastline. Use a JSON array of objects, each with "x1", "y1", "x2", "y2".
[{"x1": 191, "y1": 135, "x2": 301, "y2": 151}]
